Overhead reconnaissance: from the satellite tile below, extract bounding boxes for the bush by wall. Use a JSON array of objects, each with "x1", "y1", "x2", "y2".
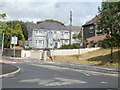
[
  {"x1": 101, "y1": 38, "x2": 118, "y2": 48},
  {"x1": 59, "y1": 43, "x2": 80, "y2": 49}
]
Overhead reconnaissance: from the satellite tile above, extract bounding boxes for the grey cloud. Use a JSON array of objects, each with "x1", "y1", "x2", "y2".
[{"x1": 2, "y1": 2, "x2": 101, "y2": 26}]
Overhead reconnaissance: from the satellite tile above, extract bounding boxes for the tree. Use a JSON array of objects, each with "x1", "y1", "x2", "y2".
[
  {"x1": 37, "y1": 19, "x2": 64, "y2": 25},
  {"x1": 0, "y1": 13, "x2": 6, "y2": 19},
  {"x1": 97, "y1": 1, "x2": 120, "y2": 63},
  {"x1": 1, "y1": 23, "x2": 12, "y2": 48},
  {"x1": 12, "y1": 24, "x2": 25, "y2": 41},
  {"x1": 1, "y1": 23, "x2": 25, "y2": 48},
  {"x1": 6, "y1": 21, "x2": 28, "y2": 40}
]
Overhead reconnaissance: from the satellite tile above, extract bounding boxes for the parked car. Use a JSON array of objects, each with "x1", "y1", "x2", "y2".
[{"x1": 24, "y1": 45, "x2": 31, "y2": 49}]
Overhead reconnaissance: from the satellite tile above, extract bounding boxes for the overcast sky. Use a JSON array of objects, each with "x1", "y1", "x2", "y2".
[{"x1": 1, "y1": 0, "x2": 102, "y2": 26}]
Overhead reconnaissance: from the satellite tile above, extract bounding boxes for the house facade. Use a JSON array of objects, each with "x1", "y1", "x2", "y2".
[
  {"x1": 82, "y1": 14, "x2": 107, "y2": 47},
  {"x1": 29, "y1": 22, "x2": 70, "y2": 49},
  {"x1": 67, "y1": 26, "x2": 83, "y2": 44}
]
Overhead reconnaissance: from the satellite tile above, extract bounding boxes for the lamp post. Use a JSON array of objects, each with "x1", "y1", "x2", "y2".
[{"x1": 1, "y1": 33, "x2": 4, "y2": 56}]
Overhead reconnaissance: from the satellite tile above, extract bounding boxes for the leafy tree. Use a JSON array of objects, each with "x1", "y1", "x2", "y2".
[
  {"x1": 37, "y1": 19, "x2": 64, "y2": 25},
  {"x1": 97, "y1": 1, "x2": 120, "y2": 63},
  {"x1": 6, "y1": 21, "x2": 28, "y2": 40},
  {"x1": 12, "y1": 24, "x2": 25, "y2": 41},
  {"x1": 0, "y1": 13, "x2": 6, "y2": 19},
  {"x1": 1, "y1": 23, "x2": 25, "y2": 48},
  {"x1": 1, "y1": 23, "x2": 12, "y2": 48},
  {"x1": 98, "y1": 1, "x2": 120, "y2": 46}
]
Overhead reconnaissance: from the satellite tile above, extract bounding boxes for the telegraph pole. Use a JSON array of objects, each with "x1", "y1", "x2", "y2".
[
  {"x1": 69, "y1": 11, "x2": 72, "y2": 45},
  {"x1": 70, "y1": 11, "x2": 72, "y2": 26}
]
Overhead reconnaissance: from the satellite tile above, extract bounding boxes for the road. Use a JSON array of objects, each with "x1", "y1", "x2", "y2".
[{"x1": 1, "y1": 58, "x2": 118, "y2": 88}]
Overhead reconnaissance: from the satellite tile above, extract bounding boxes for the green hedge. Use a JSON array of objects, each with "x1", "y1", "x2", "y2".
[
  {"x1": 59, "y1": 43, "x2": 80, "y2": 49},
  {"x1": 101, "y1": 38, "x2": 118, "y2": 48}
]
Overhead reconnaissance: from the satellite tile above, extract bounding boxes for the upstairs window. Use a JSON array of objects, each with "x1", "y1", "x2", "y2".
[
  {"x1": 35, "y1": 29, "x2": 44, "y2": 36},
  {"x1": 89, "y1": 26, "x2": 94, "y2": 33}
]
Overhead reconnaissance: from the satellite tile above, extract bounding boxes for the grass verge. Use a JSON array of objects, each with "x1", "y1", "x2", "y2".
[{"x1": 48, "y1": 48, "x2": 120, "y2": 68}]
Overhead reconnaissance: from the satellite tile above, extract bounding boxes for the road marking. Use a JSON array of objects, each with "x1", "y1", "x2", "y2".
[
  {"x1": 31, "y1": 64, "x2": 118, "y2": 77},
  {"x1": 101, "y1": 81, "x2": 108, "y2": 84},
  {"x1": 0, "y1": 59, "x2": 24, "y2": 64},
  {"x1": 19, "y1": 77, "x2": 87, "y2": 86}
]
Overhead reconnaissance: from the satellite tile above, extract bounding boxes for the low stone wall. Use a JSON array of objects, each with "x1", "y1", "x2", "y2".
[
  {"x1": 30, "y1": 50, "x2": 43, "y2": 60},
  {"x1": 21, "y1": 50, "x2": 30, "y2": 58},
  {"x1": 52, "y1": 48, "x2": 100, "y2": 56},
  {"x1": 3, "y1": 49, "x2": 21, "y2": 57},
  {"x1": 21, "y1": 48, "x2": 100, "y2": 60}
]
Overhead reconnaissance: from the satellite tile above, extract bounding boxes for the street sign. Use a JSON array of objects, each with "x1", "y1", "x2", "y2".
[{"x1": 11, "y1": 36, "x2": 18, "y2": 45}]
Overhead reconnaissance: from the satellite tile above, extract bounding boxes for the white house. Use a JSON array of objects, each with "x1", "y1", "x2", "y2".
[
  {"x1": 29, "y1": 22, "x2": 70, "y2": 49},
  {"x1": 67, "y1": 26, "x2": 83, "y2": 44}
]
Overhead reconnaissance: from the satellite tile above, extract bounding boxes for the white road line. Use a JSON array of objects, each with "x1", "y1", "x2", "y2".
[
  {"x1": 19, "y1": 78, "x2": 87, "y2": 86},
  {"x1": 101, "y1": 81, "x2": 108, "y2": 84},
  {"x1": 31, "y1": 64, "x2": 118, "y2": 77}
]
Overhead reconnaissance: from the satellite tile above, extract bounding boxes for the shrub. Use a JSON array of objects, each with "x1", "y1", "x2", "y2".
[
  {"x1": 59, "y1": 43, "x2": 80, "y2": 49},
  {"x1": 101, "y1": 38, "x2": 119, "y2": 48},
  {"x1": 101, "y1": 39, "x2": 111, "y2": 48}
]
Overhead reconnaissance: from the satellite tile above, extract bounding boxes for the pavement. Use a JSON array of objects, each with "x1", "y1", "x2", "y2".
[
  {"x1": 0, "y1": 63, "x2": 20, "y2": 78},
  {"x1": 0, "y1": 63, "x2": 18, "y2": 74},
  {"x1": 2, "y1": 56, "x2": 119, "y2": 72}
]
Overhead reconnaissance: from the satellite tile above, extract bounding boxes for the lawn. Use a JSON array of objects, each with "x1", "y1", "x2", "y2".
[{"x1": 48, "y1": 48, "x2": 119, "y2": 68}]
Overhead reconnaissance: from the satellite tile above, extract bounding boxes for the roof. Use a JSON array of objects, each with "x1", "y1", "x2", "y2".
[
  {"x1": 82, "y1": 14, "x2": 101, "y2": 27},
  {"x1": 33, "y1": 22, "x2": 69, "y2": 30},
  {"x1": 87, "y1": 35, "x2": 107, "y2": 42},
  {"x1": 67, "y1": 26, "x2": 83, "y2": 32}
]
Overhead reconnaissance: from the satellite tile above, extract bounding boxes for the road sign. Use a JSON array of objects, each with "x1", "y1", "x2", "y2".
[{"x1": 11, "y1": 36, "x2": 18, "y2": 45}]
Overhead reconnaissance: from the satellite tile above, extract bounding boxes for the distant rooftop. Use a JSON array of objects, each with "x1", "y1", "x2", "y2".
[
  {"x1": 33, "y1": 22, "x2": 69, "y2": 30},
  {"x1": 82, "y1": 14, "x2": 101, "y2": 26},
  {"x1": 67, "y1": 26, "x2": 83, "y2": 32}
]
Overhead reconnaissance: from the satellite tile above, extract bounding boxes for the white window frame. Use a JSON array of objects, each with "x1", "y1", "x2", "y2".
[
  {"x1": 36, "y1": 40, "x2": 44, "y2": 47},
  {"x1": 35, "y1": 29, "x2": 44, "y2": 36},
  {"x1": 89, "y1": 26, "x2": 94, "y2": 33}
]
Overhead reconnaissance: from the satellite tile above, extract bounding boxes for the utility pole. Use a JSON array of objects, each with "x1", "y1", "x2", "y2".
[
  {"x1": 69, "y1": 11, "x2": 72, "y2": 45},
  {"x1": 70, "y1": 11, "x2": 72, "y2": 26},
  {"x1": 2, "y1": 33, "x2": 4, "y2": 56}
]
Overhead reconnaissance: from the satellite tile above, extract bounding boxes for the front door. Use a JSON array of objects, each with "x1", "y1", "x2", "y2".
[{"x1": 54, "y1": 42, "x2": 58, "y2": 48}]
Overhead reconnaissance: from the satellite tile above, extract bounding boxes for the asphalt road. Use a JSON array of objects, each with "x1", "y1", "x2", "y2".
[
  {"x1": 2, "y1": 62, "x2": 118, "y2": 88},
  {"x1": 0, "y1": 63, "x2": 19, "y2": 74}
]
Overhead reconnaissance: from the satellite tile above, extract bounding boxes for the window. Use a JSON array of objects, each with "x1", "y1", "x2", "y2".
[
  {"x1": 64, "y1": 40, "x2": 69, "y2": 44},
  {"x1": 63, "y1": 32, "x2": 69, "y2": 39},
  {"x1": 89, "y1": 26, "x2": 94, "y2": 29},
  {"x1": 35, "y1": 30, "x2": 39, "y2": 34},
  {"x1": 50, "y1": 43, "x2": 53, "y2": 46},
  {"x1": 36, "y1": 40, "x2": 44, "y2": 46},
  {"x1": 54, "y1": 31, "x2": 56, "y2": 34},
  {"x1": 89, "y1": 26, "x2": 94, "y2": 33},
  {"x1": 35, "y1": 29, "x2": 44, "y2": 36},
  {"x1": 65, "y1": 32, "x2": 69, "y2": 34}
]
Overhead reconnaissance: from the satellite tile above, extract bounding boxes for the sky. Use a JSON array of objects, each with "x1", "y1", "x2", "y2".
[{"x1": 0, "y1": 0, "x2": 102, "y2": 26}]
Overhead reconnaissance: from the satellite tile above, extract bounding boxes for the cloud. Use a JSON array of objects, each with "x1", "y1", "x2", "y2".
[{"x1": 1, "y1": 1, "x2": 101, "y2": 26}]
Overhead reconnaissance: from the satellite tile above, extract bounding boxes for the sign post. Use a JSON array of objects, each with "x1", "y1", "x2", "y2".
[
  {"x1": 2, "y1": 33, "x2": 4, "y2": 56},
  {"x1": 11, "y1": 36, "x2": 18, "y2": 57}
]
